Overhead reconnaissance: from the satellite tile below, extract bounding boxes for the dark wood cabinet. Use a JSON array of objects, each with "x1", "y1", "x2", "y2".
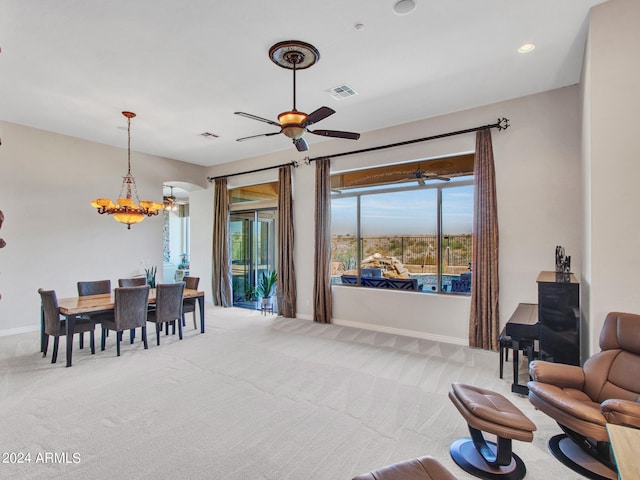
[{"x1": 536, "y1": 271, "x2": 580, "y2": 366}]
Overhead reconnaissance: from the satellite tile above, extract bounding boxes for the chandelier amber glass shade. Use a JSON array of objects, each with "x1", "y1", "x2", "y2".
[{"x1": 91, "y1": 112, "x2": 162, "y2": 229}]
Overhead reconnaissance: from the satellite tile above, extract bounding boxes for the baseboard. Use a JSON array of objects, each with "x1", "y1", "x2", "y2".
[
  {"x1": 331, "y1": 318, "x2": 469, "y2": 346},
  {"x1": 0, "y1": 324, "x2": 40, "y2": 337}
]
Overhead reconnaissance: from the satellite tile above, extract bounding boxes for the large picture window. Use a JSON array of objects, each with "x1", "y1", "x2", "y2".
[{"x1": 330, "y1": 155, "x2": 473, "y2": 294}]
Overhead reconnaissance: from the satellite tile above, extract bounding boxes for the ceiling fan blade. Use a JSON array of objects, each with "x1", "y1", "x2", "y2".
[
  {"x1": 234, "y1": 111, "x2": 281, "y2": 127},
  {"x1": 308, "y1": 129, "x2": 360, "y2": 140},
  {"x1": 293, "y1": 137, "x2": 308, "y2": 152},
  {"x1": 302, "y1": 106, "x2": 335, "y2": 127},
  {"x1": 236, "y1": 131, "x2": 281, "y2": 142},
  {"x1": 422, "y1": 175, "x2": 450, "y2": 182}
]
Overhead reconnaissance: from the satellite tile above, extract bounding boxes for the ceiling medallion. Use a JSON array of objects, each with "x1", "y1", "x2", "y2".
[{"x1": 268, "y1": 40, "x2": 320, "y2": 70}]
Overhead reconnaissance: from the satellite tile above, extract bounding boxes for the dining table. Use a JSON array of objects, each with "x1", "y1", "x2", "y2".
[{"x1": 50, "y1": 288, "x2": 205, "y2": 367}]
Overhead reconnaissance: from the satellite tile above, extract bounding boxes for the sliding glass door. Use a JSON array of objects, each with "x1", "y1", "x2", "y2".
[{"x1": 230, "y1": 209, "x2": 277, "y2": 309}]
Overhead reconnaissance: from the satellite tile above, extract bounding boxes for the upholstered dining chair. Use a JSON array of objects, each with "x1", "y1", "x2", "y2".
[
  {"x1": 147, "y1": 282, "x2": 185, "y2": 345},
  {"x1": 76, "y1": 279, "x2": 112, "y2": 347},
  {"x1": 39, "y1": 288, "x2": 96, "y2": 364},
  {"x1": 118, "y1": 277, "x2": 146, "y2": 287},
  {"x1": 100, "y1": 285, "x2": 150, "y2": 356},
  {"x1": 528, "y1": 311, "x2": 640, "y2": 479},
  {"x1": 77, "y1": 279, "x2": 111, "y2": 296},
  {"x1": 182, "y1": 276, "x2": 200, "y2": 329}
]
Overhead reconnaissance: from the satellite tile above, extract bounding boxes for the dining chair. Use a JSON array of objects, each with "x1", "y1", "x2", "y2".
[
  {"x1": 77, "y1": 279, "x2": 111, "y2": 296},
  {"x1": 39, "y1": 288, "x2": 96, "y2": 364},
  {"x1": 147, "y1": 282, "x2": 185, "y2": 345},
  {"x1": 76, "y1": 279, "x2": 112, "y2": 347},
  {"x1": 118, "y1": 278, "x2": 154, "y2": 336},
  {"x1": 118, "y1": 277, "x2": 147, "y2": 287},
  {"x1": 100, "y1": 285, "x2": 150, "y2": 356},
  {"x1": 182, "y1": 276, "x2": 200, "y2": 329}
]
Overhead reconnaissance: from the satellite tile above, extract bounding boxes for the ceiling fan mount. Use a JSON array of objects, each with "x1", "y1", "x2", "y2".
[{"x1": 235, "y1": 40, "x2": 360, "y2": 152}]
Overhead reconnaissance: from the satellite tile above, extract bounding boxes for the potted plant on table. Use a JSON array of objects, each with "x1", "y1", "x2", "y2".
[
  {"x1": 256, "y1": 271, "x2": 277, "y2": 311},
  {"x1": 144, "y1": 266, "x2": 157, "y2": 288}
]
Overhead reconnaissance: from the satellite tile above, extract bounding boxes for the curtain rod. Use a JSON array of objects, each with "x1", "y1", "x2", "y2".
[
  {"x1": 207, "y1": 160, "x2": 299, "y2": 183},
  {"x1": 304, "y1": 117, "x2": 510, "y2": 163}
]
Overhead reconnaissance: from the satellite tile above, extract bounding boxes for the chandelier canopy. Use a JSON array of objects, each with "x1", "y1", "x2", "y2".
[{"x1": 91, "y1": 112, "x2": 162, "y2": 229}]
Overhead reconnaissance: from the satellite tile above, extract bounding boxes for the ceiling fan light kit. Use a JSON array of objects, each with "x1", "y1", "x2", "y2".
[{"x1": 235, "y1": 40, "x2": 360, "y2": 152}]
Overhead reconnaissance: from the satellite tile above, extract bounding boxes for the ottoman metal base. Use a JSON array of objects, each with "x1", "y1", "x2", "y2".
[{"x1": 450, "y1": 437, "x2": 526, "y2": 480}]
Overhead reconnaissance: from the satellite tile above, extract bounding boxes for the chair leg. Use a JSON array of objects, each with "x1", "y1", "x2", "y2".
[
  {"x1": 101, "y1": 328, "x2": 107, "y2": 351},
  {"x1": 52, "y1": 337, "x2": 59, "y2": 364},
  {"x1": 142, "y1": 326, "x2": 148, "y2": 349},
  {"x1": 178, "y1": 317, "x2": 183, "y2": 340},
  {"x1": 192, "y1": 311, "x2": 197, "y2": 330},
  {"x1": 89, "y1": 331, "x2": 95, "y2": 354},
  {"x1": 130, "y1": 328, "x2": 135, "y2": 344},
  {"x1": 79, "y1": 332, "x2": 84, "y2": 349},
  {"x1": 499, "y1": 346, "x2": 504, "y2": 379},
  {"x1": 166, "y1": 322, "x2": 170, "y2": 336},
  {"x1": 43, "y1": 335, "x2": 49, "y2": 357},
  {"x1": 156, "y1": 323, "x2": 161, "y2": 346},
  {"x1": 116, "y1": 331, "x2": 122, "y2": 356}
]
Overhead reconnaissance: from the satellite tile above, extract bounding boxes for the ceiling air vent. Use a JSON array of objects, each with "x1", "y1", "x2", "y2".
[
  {"x1": 327, "y1": 84, "x2": 358, "y2": 101},
  {"x1": 200, "y1": 132, "x2": 219, "y2": 139}
]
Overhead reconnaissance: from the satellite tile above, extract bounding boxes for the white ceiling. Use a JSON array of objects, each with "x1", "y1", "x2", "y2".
[{"x1": 0, "y1": 0, "x2": 606, "y2": 168}]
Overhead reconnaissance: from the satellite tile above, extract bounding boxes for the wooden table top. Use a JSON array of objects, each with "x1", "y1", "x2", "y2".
[
  {"x1": 58, "y1": 288, "x2": 204, "y2": 315},
  {"x1": 607, "y1": 423, "x2": 640, "y2": 480}
]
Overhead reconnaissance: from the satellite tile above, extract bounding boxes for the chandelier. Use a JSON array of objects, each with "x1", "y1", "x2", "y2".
[{"x1": 91, "y1": 112, "x2": 162, "y2": 229}]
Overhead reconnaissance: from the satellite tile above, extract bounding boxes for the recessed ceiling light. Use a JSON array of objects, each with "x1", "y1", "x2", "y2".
[
  {"x1": 518, "y1": 43, "x2": 536, "y2": 54},
  {"x1": 393, "y1": 0, "x2": 416, "y2": 15}
]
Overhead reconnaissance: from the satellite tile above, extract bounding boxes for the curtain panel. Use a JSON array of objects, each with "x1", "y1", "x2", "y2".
[
  {"x1": 277, "y1": 165, "x2": 297, "y2": 318},
  {"x1": 212, "y1": 178, "x2": 232, "y2": 307},
  {"x1": 469, "y1": 128, "x2": 500, "y2": 350},
  {"x1": 313, "y1": 158, "x2": 332, "y2": 324}
]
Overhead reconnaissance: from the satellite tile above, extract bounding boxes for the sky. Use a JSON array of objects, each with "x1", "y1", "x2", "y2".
[{"x1": 331, "y1": 184, "x2": 473, "y2": 236}]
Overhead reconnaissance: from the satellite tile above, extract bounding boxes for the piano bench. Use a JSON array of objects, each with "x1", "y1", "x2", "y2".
[{"x1": 499, "y1": 327, "x2": 535, "y2": 380}]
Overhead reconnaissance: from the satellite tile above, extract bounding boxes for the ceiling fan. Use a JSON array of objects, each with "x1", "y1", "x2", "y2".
[
  {"x1": 235, "y1": 41, "x2": 360, "y2": 152},
  {"x1": 163, "y1": 185, "x2": 187, "y2": 211},
  {"x1": 397, "y1": 169, "x2": 451, "y2": 185}
]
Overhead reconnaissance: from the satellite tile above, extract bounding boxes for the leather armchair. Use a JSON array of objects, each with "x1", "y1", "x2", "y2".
[{"x1": 527, "y1": 311, "x2": 640, "y2": 476}]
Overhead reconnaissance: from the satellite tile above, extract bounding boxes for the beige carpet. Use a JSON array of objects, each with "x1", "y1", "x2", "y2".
[{"x1": 0, "y1": 306, "x2": 585, "y2": 479}]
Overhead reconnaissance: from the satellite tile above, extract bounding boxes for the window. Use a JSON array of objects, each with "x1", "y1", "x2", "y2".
[{"x1": 330, "y1": 155, "x2": 473, "y2": 294}]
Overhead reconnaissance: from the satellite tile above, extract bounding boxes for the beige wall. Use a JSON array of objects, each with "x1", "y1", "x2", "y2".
[
  {"x1": 201, "y1": 86, "x2": 583, "y2": 344},
  {"x1": 0, "y1": 121, "x2": 207, "y2": 333},
  {"x1": 581, "y1": 0, "x2": 640, "y2": 355}
]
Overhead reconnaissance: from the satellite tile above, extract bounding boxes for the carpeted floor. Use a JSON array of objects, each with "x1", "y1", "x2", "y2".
[{"x1": 0, "y1": 306, "x2": 585, "y2": 479}]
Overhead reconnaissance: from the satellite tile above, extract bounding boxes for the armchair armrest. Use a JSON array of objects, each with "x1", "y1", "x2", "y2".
[
  {"x1": 602, "y1": 399, "x2": 640, "y2": 429},
  {"x1": 529, "y1": 360, "x2": 585, "y2": 390}
]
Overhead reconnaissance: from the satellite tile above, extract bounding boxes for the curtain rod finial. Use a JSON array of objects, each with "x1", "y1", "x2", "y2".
[{"x1": 497, "y1": 118, "x2": 510, "y2": 131}]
